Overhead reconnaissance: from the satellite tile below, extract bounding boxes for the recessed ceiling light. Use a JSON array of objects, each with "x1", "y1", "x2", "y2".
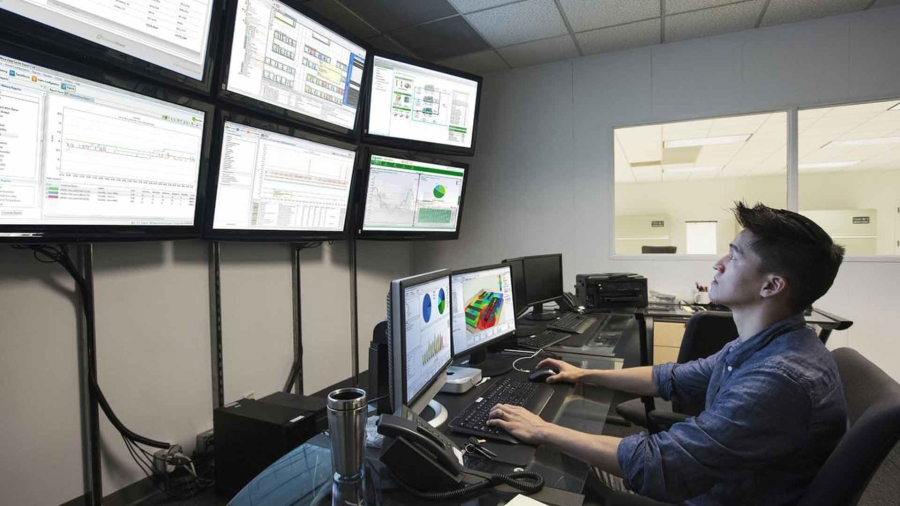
[
  {"x1": 828, "y1": 137, "x2": 900, "y2": 147},
  {"x1": 663, "y1": 166, "x2": 722, "y2": 174},
  {"x1": 890, "y1": 102, "x2": 900, "y2": 111},
  {"x1": 664, "y1": 135, "x2": 751, "y2": 149},
  {"x1": 799, "y1": 161, "x2": 860, "y2": 169}
]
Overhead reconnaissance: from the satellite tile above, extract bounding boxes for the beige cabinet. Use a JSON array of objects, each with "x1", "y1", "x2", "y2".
[{"x1": 653, "y1": 321, "x2": 686, "y2": 365}]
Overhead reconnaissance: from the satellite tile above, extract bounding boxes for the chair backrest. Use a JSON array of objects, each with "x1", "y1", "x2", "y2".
[
  {"x1": 798, "y1": 348, "x2": 900, "y2": 506},
  {"x1": 676, "y1": 311, "x2": 738, "y2": 364}
]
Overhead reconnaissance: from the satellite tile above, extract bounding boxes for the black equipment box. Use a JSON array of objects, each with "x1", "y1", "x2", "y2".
[
  {"x1": 576, "y1": 273, "x2": 648, "y2": 309},
  {"x1": 214, "y1": 394, "x2": 326, "y2": 498}
]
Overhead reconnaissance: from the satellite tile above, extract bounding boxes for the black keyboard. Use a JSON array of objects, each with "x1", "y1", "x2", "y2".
[
  {"x1": 518, "y1": 330, "x2": 571, "y2": 350},
  {"x1": 448, "y1": 377, "x2": 553, "y2": 444},
  {"x1": 548, "y1": 312, "x2": 592, "y2": 334}
]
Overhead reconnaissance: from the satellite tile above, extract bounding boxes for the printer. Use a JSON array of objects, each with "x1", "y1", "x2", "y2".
[{"x1": 575, "y1": 273, "x2": 648, "y2": 309}]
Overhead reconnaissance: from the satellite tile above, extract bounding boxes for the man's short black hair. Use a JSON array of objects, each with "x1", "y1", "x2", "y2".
[{"x1": 733, "y1": 202, "x2": 845, "y2": 312}]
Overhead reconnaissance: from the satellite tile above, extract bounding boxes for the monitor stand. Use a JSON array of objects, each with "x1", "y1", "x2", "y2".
[
  {"x1": 467, "y1": 348, "x2": 512, "y2": 377},
  {"x1": 522, "y1": 302, "x2": 559, "y2": 322},
  {"x1": 418, "y1": 400, "x2": 449, "y2": 428}
]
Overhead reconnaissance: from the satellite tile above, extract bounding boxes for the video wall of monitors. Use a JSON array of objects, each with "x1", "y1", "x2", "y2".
[{"x1": 0, "y1": 0, "x2": 482, "y2": 243}]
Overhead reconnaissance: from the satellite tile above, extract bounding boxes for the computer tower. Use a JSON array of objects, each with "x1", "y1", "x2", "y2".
[{"x1": 214, "y1": 396, "x2": 325, "y2": 498}]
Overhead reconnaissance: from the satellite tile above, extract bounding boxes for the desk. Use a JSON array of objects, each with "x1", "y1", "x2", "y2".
[{"x1": 228, "y1": 353, "x2": 622, "y2": 506}]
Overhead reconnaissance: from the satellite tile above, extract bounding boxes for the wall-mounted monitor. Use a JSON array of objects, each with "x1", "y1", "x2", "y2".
[
  {"x1": 356, "y1": 148, "x2": 468, "y2": 241},
  {"x1": 218, "y1": 0, "x2": 368, "y2": 138},
  {"x1": 0, "y1": 0, "x2": 221, "y2": 93},
  {"x1": 203, "y1": 110, "x2": 358, "y2": 241},
  {"x1": 0, "y1": 42, "x2": 212, "y2": 243},
  {"x1": 362, "y1": 52, "x2": 482, "y2": 156}
]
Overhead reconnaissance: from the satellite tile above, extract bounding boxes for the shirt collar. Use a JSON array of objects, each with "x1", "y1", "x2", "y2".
[{"x1": 726, "y1": 313, "x2": 807, "y2": 368}]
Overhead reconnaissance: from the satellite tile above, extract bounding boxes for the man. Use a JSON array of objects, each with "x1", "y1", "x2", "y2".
[{"x1": 488, "y1": 203, "x2": 848, "y2": 505}]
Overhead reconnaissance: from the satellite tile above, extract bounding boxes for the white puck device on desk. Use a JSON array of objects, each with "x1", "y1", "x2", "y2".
[{"x1": 440, "y1": 366, "x2": 483, "y2": 394}]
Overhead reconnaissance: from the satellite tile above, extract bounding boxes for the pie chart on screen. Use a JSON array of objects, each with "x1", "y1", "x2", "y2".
[
  {"x1": 433, "y1": 184, "x2": 445, "y2": 199},
  {"x1": 437, "y1": 288, "x2": 446, "y2": 314},
  {"x1": 422, "y1": 294, "x2": 432, "y2": 323}
]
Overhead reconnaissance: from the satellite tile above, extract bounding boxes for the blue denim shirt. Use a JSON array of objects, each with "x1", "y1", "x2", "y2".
[{"x1": 617, "y1": 314, "x2": 847, "y2": 505}]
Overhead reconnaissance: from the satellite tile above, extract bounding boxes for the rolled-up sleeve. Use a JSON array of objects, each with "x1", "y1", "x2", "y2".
[
  {"x1": 653, "y1": 348, "x2": 722, "y2": 407},
  {"x1": 617, "y1": 365, "x2": 811, "y2": 503}
]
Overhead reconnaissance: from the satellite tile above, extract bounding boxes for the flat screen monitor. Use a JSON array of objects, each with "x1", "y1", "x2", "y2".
[
  {"x1": 450, "y1": 264, "x2": 516, "y2": 375},
  {"x1": 220, "y1": 0, "x2": 368, "y2": 137},
  {"x1": 204, "y1": 111, "x2": 357, "y2": 241},
  {"x1": 503, "y1": 254, "x2": 563, "y2": 320},
  {"x1": 362, "y1": 52, "x2": 482, "y2": 156},
  {"x1": 388, "y1": 269, "x2": 452, "y2": 413},
  {"x1": 0, "y1": 0, "x2": 221, "y2": 92},
  {"x1": 0, "y1": 43, "x2": 212, "y2": 242},
  {"x1": 357, "y1": 150, "x2": 468, "y2": 241},
  {"x1": 504, "y1": 258, "x2": 528, "y2": 317}
]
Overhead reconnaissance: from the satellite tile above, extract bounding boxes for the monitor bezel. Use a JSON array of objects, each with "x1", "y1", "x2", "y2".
[
  {"x1": 394, "y1": 269, "x2": 453, "y2": 408},
  {"x1": 360, "y1": 50, "x2": 483, "y2": 157},
  {"x1": 216, "y1": 0, "x2": 371, "y2": 140},
  {"x1": 355, "y1": 146, "x2": 469, "y2": 241},
  {"x1": 449, "y1": 263, "x2": 517, "y2": 359},
  {"x1": 0, "y1": 0, "x2": 223, "y2": 94},
  {"x1": 0, "y1": 40, "x2": 214, "y2": 244},
  {"x1": 202, "y1": 109, "x2": 359, "y2": 242},
  {"x1": 504, "y1": 253, "x2": 564, "y2": 306}
]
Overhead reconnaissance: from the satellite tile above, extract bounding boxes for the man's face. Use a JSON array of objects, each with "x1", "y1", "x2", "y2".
[{"x1": 709, "y1": 230, "x2": 769, "y2": 309}]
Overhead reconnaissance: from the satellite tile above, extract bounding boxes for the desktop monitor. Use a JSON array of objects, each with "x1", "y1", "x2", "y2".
[
  {"x1": 203, "y1": 111, "x2": 358, "y2": 241},
  {"x1": 0, "y1": 0, "x2": 221, "y2": 93},
  {"x1": 219, "y1": 0, "x2": 368, "y2": 138},
  {"x1": 450, "y1": 264, "x2": 516, "y2": 376},
  {"x1": 0, "y1": 42, "x2": 213, "y2": 243},
  {"x1": 388, "y1": 269, "x2": 453, "y2": 414},
  {"x1": 357, "y1": 149, "x2": 469, "y2": 241},
  {"x1": 503, "y1": 254, "x2": 564, "y2": 321},
  {"x1": 362, "y1": 52, "x2": 482, "y2": 156}
]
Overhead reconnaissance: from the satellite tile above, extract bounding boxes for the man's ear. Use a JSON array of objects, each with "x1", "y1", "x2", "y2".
[{"x1": 760, "y1": 274, "x2": 788, "y2": 300}]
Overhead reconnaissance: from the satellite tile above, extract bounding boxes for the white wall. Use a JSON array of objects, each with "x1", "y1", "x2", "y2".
[
  {"x1": 414, "y1": 7, "x2": 900, "y2": 381},
  {"x1": 0, "y1": 239, "x2": 409, "y2": 504}
]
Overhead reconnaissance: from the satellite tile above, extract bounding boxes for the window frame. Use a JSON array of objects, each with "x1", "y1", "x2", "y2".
[{"x1": 610, "y1": 97, "x2": 900, "y2": 263}]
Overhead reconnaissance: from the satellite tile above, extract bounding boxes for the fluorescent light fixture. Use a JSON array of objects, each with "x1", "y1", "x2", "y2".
[
  {"x1": 663, "y1": 165, "x2": 722, "y2": 174},
  {"x1": 664, "y1": 135, "x2": 751, "y2": 149},
  {"x1": 799, "y1": 161, "x2": 860, "y2": 169},
  {"x1": 890, "y1": 102, "x2": 900, "y2": 111},
  {"x1": 829, "y1": 137, "x2": 900, "y2": 147}
]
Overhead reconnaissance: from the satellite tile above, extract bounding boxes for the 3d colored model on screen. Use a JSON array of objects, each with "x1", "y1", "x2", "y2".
[{"x1": 465, "y1": 290, "x2": 504, "y2": 332}]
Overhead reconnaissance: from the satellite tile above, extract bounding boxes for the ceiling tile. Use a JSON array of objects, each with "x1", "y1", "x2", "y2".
[
  {"x1": 448, "y1": 0, "x2": 523, "y2": 14},
  {"x1": 464, "y1": 0, "x2": 568, "y2": 47},
  {"x1": 305, "y1": 0, "x2": 379, "y2": 40},
  {"x1": 872, "y1": 0, "x2": 900, "y2": 8},
  {"x1": 497, "y1": 34, "x2": 579, "y2": 67},
  {"x1": 577, "y1": 19, "x2": 660, "y2": 55},
  {"x1": 366, "y1": 34, "x2": 417, "y2": 57},
  {"x1": 666, "y1": 0, "x2": 765, "y2": 43},
  {"x1": 761, "y1": 0, "x2": 870, "y2": 27},
  {"x1": 337, "y1": 0, "x2": 458, "y2": 33},
  {"x1": 390, "y1": 16, "x2": 488, "y2": 60},
  {"x1": 558, "y1": 0, "x2": 659, "y2": 32},
  {"x1": 435, "y1": 50, "x2": 509, "y2": 75},
  {"x1": 666, "y1": 0, "x2": 749, "y2": 15}
]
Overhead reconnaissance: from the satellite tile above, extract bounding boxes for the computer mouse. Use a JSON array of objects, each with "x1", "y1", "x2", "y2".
[{"x1": 528, "y1": 367, "x2": 558, "y2": 383}]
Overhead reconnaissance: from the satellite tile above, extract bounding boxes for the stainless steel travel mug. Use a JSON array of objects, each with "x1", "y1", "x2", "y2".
[{"x1": 327, "y1": 388, "x2": 367, "y2": 481}]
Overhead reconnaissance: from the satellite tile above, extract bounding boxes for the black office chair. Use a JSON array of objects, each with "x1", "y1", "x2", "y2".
[
  {"x1": 616, "y1": 312, "x2": 738, "y2": 432},
  {"x1": 590, "y1": 347, "x2": 900, "y2": 506},
  {"x1": 641, "y1": 246, "x2": 676, "y2": 254}
]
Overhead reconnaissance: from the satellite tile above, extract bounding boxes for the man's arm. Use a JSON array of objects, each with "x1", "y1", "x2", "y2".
[
  {"x1": 486, "y1": 404, "x2": 624, "y2": 476},
  {"x1": 536, "y1": 358, "x2": 657, "y2": 397}
]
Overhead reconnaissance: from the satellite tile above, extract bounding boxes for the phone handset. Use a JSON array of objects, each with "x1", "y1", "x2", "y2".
[
  {"x1": 560, "y1": 291, "x2": 585, "y2": 312},
  {"x1": 377, "y1": 413, "x2": 462, "y2": 478}
]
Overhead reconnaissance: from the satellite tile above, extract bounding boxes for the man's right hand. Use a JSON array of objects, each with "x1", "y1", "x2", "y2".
[{"x1": 535, "y1": 358, "x2": 584, "y2": 384}]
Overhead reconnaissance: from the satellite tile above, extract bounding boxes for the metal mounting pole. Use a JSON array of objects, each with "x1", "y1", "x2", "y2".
[
  {"x1": 208, "y1": 242, "x2": 224, "y2": 409},
  {"x1": 286, "y1": 244, "x2": 304, "y2": 394},
  {"x1": 349, "y1": 238, "x2": 359, "y2": 385},
  {"x1": 77, "y1": 244, "x2": 102, "y2": 505}
]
